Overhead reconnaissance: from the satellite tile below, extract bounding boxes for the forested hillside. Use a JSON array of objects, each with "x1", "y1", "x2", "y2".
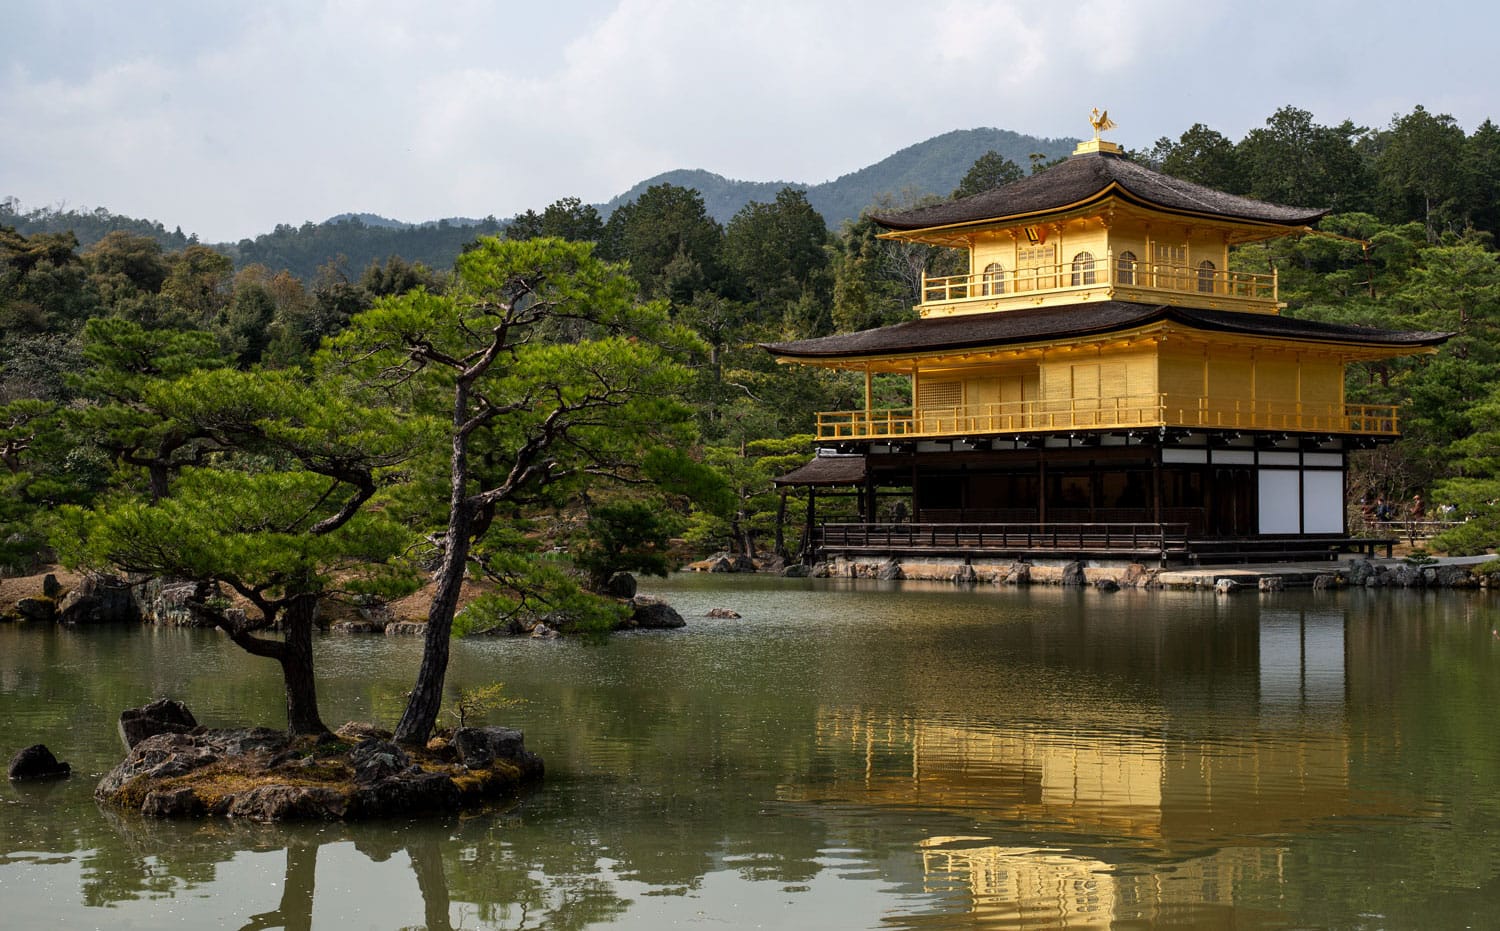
[
  {"x1": 2, "y1": 198, "x2": 194, "y2": 252},
  {"x1": 5, "y1": 104, "x2": 1500, "y2": 587},
  {"x1": 227, "y1": 216, "x2": 506, "y2": 283},
  {"x1": 601, "y1": 128, "x2": 1078, "y2": 226}
]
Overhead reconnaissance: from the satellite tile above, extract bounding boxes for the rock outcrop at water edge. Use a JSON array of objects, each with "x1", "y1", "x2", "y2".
[
  {"x1": 119, "y1": 697, "x2": 200, "y2": 749},
  {"x1": 96, "y1": 715, "x2": 544, "y2": 822}
]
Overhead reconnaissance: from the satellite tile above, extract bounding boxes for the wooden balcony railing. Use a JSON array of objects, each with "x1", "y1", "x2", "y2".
[
  {"x1": 814, "y1": 397, "x2": 1400, "y2": 440},
  {"x1": 818, "y1": 521, "x2": 1191, "y2": 554},
  {"x1": 921, "y1": 253, "x2": 1277, "y2": 307}
]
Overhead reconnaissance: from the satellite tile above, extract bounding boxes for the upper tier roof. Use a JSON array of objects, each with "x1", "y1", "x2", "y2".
[
  {"x1": 871, "y1": 151, "x2": 1328, "y2": 231},
  {"x1": 763, "y1": 302, "x2": 1451, "y2": 361}
]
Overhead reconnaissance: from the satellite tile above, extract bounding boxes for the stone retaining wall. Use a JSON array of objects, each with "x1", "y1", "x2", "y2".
[{"x1": 809, "y1": 555, "x2": 1490, "y2": 591}]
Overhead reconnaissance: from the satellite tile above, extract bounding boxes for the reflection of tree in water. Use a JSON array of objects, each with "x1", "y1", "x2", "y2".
[
  {"x1": 435, "y1": 811, "x2": 632, "y2": 931},
  {"x1": 428, "y1": 777, "x2": 832, "y2": 929},
  {"x1": 86, "y1": 808, "x2": 253, "y2": 908},
  {"x1": 239, "y1": 841, "x2": 316, "y2": 931},
  {"x1": 90, "y1": 808, "x2": 647, "y2": 930},
  {"x1": 404, "y1": 835, "x2": 454, "y2": 931}
]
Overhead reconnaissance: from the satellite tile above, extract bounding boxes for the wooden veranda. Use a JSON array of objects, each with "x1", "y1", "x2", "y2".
[{"x1": 815, "y1": 521, "x2": 1394, "y2": 566}]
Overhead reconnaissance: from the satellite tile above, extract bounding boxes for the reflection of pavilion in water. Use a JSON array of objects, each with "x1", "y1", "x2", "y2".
[{"x1": 787, "y1": 608, "x2": 1374, "y2": 926}]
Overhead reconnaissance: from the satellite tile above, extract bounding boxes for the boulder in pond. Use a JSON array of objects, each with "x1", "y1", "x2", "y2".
[
  {"x1": 8, "y1": 744, "x2": 71, "y2": 781},
  {"x1": 627, "y1": 597, "x2": 686, "y2": 630},
  {"x1": 603, "y1": 572, "x2": 637, "y2": 599},
  {"x1": 451, "y1": 726, "x2": 544, "y2": 779},
  {"x1": 119, "y1": 697, "x2": 200, "y2": 750}
]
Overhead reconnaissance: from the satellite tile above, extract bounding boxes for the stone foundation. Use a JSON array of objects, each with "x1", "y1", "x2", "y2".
[{"x1": 815, "y1": 555, "x2": 1491, "y2": 591}]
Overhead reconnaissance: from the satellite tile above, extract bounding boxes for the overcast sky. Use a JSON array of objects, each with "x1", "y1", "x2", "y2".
[{"x1": 4, "y1": 0, "x2": 1496, "y2": 242}]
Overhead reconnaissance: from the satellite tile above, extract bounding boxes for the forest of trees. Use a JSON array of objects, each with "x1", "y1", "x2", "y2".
[{"x1": 6, "y1": 104, "x2": 1500, "y2": 732}]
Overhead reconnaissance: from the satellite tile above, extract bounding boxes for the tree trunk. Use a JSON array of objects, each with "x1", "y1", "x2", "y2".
[
  {"x1": 396, "y1": 378, "x2": 476, "y2": 746},
  {"x1": 147, "y1": 462, "x2": 171, "y2": 504},
  {"x1": 395, "y1": 501, "x2": 473, "y2": 745},
  {"x1": 280, "y1": 594, "x2": 329, "y2": 737}
]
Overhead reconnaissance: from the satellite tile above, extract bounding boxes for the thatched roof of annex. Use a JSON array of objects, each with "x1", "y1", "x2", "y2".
[
  {"x1": 871, "y1": 150, "x2": 1327, "y2": 231},
  {"x1": 762, "y1": 302, "x2": 1451, "y2": 362}
]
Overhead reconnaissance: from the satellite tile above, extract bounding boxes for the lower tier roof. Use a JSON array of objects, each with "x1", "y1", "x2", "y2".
[{"x1": 762, "y1": 301, "x2": 1450, "y2": 362}]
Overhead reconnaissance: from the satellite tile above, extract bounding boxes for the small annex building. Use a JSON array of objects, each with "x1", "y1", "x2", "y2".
[{"x1": 765, "y1": 121, "x2": 1450, "y2": 565}]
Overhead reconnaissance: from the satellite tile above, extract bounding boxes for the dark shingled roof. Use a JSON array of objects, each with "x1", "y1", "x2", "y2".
[
  {"x1": 872, "y1": 151, "x2": 1327, "y2": 230},
  {"x1": 772, "y1": 454, "x2": 866, "y2": 487},
  {"x1": 762, "y1": 302, "x2": 1451, "y2": 360}
]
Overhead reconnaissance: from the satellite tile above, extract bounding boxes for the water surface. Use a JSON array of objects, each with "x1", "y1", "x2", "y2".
[{"x1": 3, "y1": 576, "x2": 1498, "y2": 928}]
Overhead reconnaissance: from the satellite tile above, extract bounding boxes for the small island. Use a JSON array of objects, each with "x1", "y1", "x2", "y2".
[{"x1": 95, "y1": 699, "x2": 542, "y2": 822}]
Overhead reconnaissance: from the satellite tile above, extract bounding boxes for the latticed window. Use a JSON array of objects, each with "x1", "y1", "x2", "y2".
[
  {"x1": 1016, "y1": 244, "x2": 1056, "y2": 290},
  {"x1": 917, "y1": 379, "x2": 963, "y2": 410},
  {"x1": 1116, "y1": 251, "x2": 1137, "y2": 285},
  {"x1": 981, "y1": 262, "x2": 1005, "y2": 296},
  {"x1": 1071, "y1": 251, "x2": 1096, "y2": 286},
  {"x1": 1197, "y1": 259, "x2": 1217, "y2": 293},
  {"x1": 1153, "y1": 243, "x2": 1187, "y2": 288}
]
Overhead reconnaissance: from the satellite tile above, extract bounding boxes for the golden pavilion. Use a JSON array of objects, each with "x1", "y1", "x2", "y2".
[{"x1": 765, "y1": 119, "x2": 1449, "y2": 564}]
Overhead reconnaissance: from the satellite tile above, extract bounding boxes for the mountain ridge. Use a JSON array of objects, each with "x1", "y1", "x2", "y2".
[
  {"x1": 5, "y1": 126, "x2": 1081, "y2": 279},
  {"x1": 601, "y1": 127, "x2": 1078, "y2": 227}
]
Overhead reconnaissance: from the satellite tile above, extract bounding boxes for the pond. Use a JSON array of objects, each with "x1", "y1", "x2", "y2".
[{"x1": 3, "y1": 575, "x2": 1498, "y2": 929}]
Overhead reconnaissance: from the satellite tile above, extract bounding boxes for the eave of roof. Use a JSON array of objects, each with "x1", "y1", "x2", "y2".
[
  {"x1": 871, "y1": 151, "x2": 1327, "y2": 232},
  {"x1": 761, "y1": 302, "x2": 1452, "y2": 362},
  {"x1": 772, "y1": 454, "x2": 866, "y2": 487}
]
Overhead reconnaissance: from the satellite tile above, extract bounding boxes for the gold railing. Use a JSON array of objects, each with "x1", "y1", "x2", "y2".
[
  {"x1": 921, "y1": 254, "x2": 1277, "y2": 305},
  {"x1": 815, "y1": 397, "x2": 1399, "y2": 440}
]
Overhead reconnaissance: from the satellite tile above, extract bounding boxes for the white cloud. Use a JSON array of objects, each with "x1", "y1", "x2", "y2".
[{"x1": 2, "y1": 0, "x2": 1498, "y2": 241}]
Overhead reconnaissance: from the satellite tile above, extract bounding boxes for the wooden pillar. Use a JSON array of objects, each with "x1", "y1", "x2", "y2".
[
  {"x1": 1152, "y1": 451, "x2": 1163, "y2": 527},
  {"x1": 775, "y1": 489, "x2": 788, "y2": 557},
  {"x1": 804, "y1": 487, "x2": 817, "y2": 560},
  {"x1": 1038, "y1": 452, "x2": 1048, "y2": 526},
  {"x1": 864, "y1": 364, "x2": 873, "y2": 431}
]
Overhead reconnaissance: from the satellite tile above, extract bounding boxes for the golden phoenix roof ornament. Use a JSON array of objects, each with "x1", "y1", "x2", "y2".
[{"x1": 1089, "y1": 107, "x2": 1117, "y2": 140}]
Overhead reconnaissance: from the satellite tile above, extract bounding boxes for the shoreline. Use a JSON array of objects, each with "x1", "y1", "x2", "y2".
[
  {"x1": 4, "y1": 552, "x2": 1497, "y2": 631},
  {"x1": 693, "y1": 553, "x2": 1499, "y2": 592}
]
